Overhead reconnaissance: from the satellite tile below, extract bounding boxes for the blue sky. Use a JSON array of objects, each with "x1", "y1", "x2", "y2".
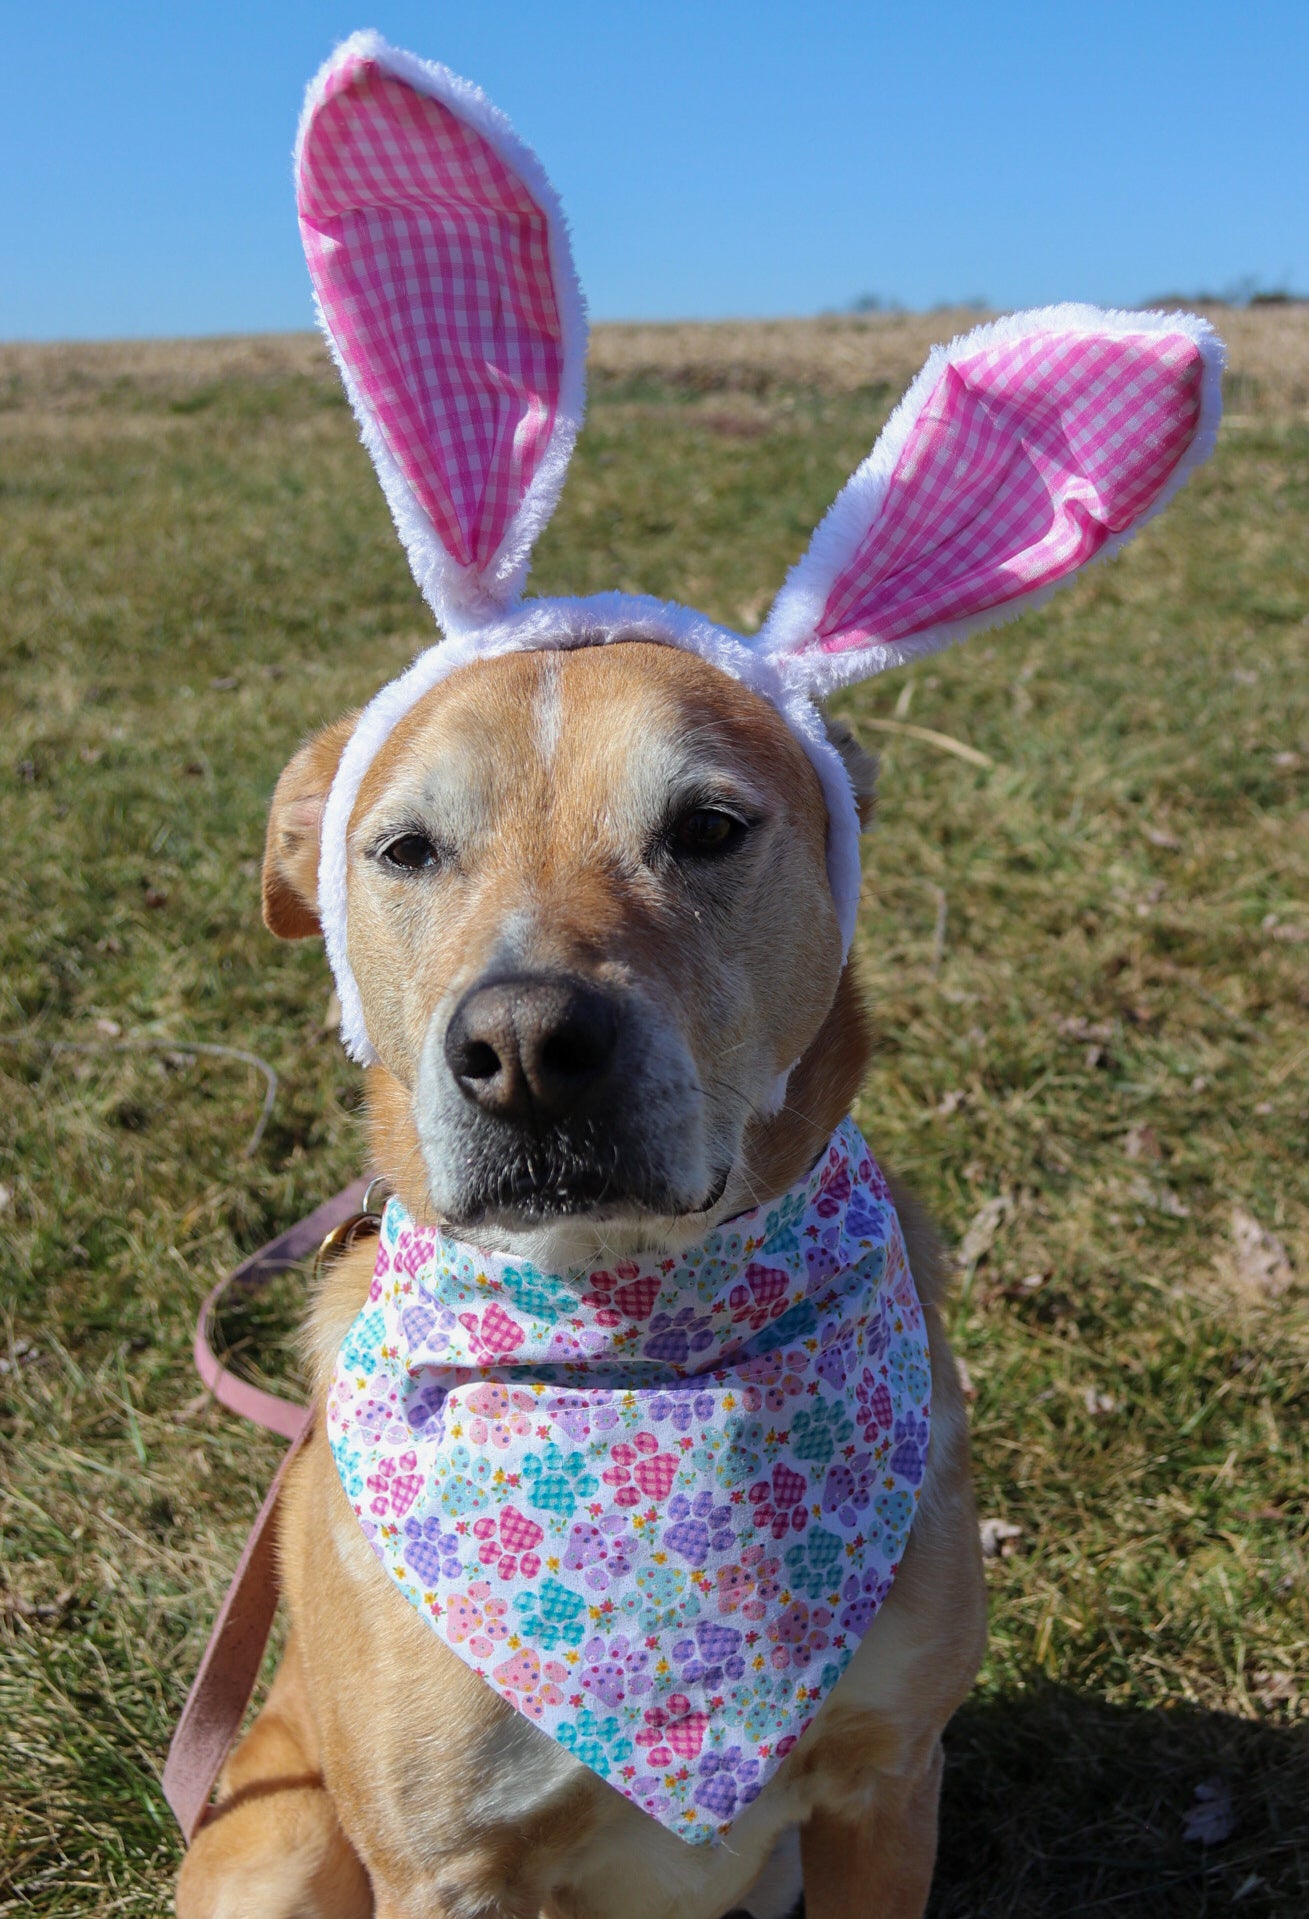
[{"x1": 2, "y1": 1, "x2": 1305, "y2": 339}]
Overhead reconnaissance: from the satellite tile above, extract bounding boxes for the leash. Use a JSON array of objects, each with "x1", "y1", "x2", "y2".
[{"x1": 163, "y1": 1179, "x2": 383, "y2": 1842}]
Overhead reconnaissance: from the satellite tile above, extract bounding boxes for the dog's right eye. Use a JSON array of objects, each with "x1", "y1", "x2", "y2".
[{"x1": 376, "y1": 832, "x2": 442, "y2": 872}]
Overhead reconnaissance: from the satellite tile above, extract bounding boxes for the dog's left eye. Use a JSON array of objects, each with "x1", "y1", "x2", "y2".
[
  {"x1": 670, "y1": 808, "x2": 748, "y2": 859},
  {"x1": 376, "y1": 832, "x2": 442, "y2": 871}
]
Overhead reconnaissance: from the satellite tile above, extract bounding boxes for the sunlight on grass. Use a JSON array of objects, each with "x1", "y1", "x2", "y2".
[{"x1": 1, "y1": 320, "x2": 1306, "y2": 1915}]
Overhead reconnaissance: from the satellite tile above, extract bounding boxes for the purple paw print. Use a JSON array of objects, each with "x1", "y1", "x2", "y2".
[
  {"x1": 888, "y1": 1409, "x2": 929, "y2": 1485},
  {"x1": 579, "y1": 1632, "x2": 652, "y2": 1709},
  {"x1": 645, "y1": 1305, "x2": 715, "y2": 1366},
  {"x1": 646, "y1": 1389, "x2": 716, "y2": 1431},
  {"x1": 839, "y1": 1565, "x2": 893, "y2": 1636},
  {"x1": 671, "y1": 1616, "x2": 746, "y2": 1687},
  {"x1": 402, "y1": 1514, "x2": 462, "y2": 1585},
  {"x1": 664, "y1": 1490, "x2": 735, "y2": 1564},
  {"x1": 694, "y1": 1745, "x2": 762, "y2": 1821},
  {"x1": 562, "y1": 1515, "x2": 633, "y2": 1591},
  {"x1": 822, "y1": 1452, "x2": 875, "y2": 1526},
  {"x1": 856, "y1": 1370, "x2": 894, "y2": 1443},
  {"x1": 404, "y1": 1379, "x2": 448, "y2": 1439}
]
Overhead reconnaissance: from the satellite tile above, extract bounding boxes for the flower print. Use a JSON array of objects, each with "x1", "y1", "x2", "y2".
[
  {"x1": 839, "y1": 1565, "x2": 894, "y2": 1636},
  {"x1": 602, "y1": 1431, "x2": 678, "y2": 1506},
  {"x1": 471, "y1": 1504, "x2": 544, "y2": 1579},
  {"x1": 874, "y1": 1487, "x2": 914, "y2": 1533},
  {"x1": 765, "y1": 1598, "x2": 833, "y2": 1670},
  {"x1": 491, "y1": 1644, "x2": 570, "y2": 1720},
  {"x1": 521, "y1": 1444, "x2": 599, "y2": 1519},
  {"x1": 714, "y1": 1544, "x2": 782, "y2": 1620},
  {"x1": 727, "y1": 1262, "x2": 791, "y2": 1333},
  {"x1": 782, "y1": 1525, "x2": 845, "y2": 1601},
  {"x1": 747, "y1": 1462, "x2": 810, "y2": 1541},
  {"x1": 444, "y1": 1580, "x2": 509, "y2": 1659},
  {"x1": 694, "y1": 1745, "x2": 762, "y2": 1821},
  {"x1": 821, "y1": 1452, "x2": 875, "y2": 1527},
  {"x1": 670, "y1": 1617, "x2": 746, "y2": 1688},
  {"x1": 462, "y1": 1382, "x2": 536, "y2": 1448},
  {"x1": 645, "y1": 1305, "x2": 716, "y2": 1366},
  {"x1": 788, "y1": 1401, "x2": 854, "y2": 1473},
  {"x1": 556, "y1": 1709, "x2": 634, "y2": 1770},
  {"x1": 512, "y1": 1576, "x2": 589, "y2": 1651},
  {"x1": 456, "y1": 1302, "x2": 526, "y2": 1363},
  {"x1": 888, "y1": 1409, "x2": 929, "y2": 1485},
  {"x1": 635, "y1": 1694, "x2": 710, "y2": 1767},
  {"x1": 663, "y1": 1489, "x2": 735, "y2": 1564},
  {"x1": 402, "y1": 1514, "x2": 463, "y2": 1585},
  {"x1": 855, "y1": 1371, "x2": 894, "y2": 1443},
  {"x1": 578, "y1": 1632, "x2": 652, "y2": 1709},
  {"x1": 366, "y1": 1451, "x2": 424, "y2": 1520},
  {"x1": 563, "y1": 1515, "x2": 633, "y2": 1591}
]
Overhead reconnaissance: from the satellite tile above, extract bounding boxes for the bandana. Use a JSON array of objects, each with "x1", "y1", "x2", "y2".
[{"x1": 327, "y1": 1119, "x2": 931, "y2": 1844}]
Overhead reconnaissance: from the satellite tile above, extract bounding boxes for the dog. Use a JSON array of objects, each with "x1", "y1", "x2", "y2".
[
  {"x1": 173, "y1": 34, "x2": 1219, "y2": 1917},
  {"x1": 178, "y1": 641, "x2": 986, "y2": 1919}
]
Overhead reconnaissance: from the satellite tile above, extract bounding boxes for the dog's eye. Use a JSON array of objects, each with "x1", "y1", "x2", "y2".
[
  {"x1": 377, "y1": 832, "x2": 442, "y2": 872},
  {"x1": 671, "y1": 808, "x2": 748, "y2": 859}
]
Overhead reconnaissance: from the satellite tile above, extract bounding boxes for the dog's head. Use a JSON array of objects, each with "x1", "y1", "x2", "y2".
[{"x1": 264, "y1": 640, "x2": 876, "y2": 1255}]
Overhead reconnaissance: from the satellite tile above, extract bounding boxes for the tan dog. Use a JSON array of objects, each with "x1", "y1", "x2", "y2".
[{"x1": 176, "y1": 640, "x2": 987, "y2": 1919}]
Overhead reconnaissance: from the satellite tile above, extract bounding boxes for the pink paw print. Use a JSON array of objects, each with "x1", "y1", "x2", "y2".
[
  {"x1": 715, "y1": 1543, "x2": 782, "y2": 1620},
  {"x1": 444, "y1": 1581, "x2": 509, "y2": 1659},
  {"x1": 747, "y1": 1462, "x2": 810, "y2": 1540},
  {"x1": 603, "y1": 1431, "x2": 678, "y2": 1507},
  {"x1": 856, "y1": 1374, "x2": 894, "y2": 1442},
  {"x1": 766, "y1": 1598, "x2": 833, "y2": 1669},
  {"x1": 471, "y1": 1504, "x2": 544, "y2": 1579},
  {"x1": 366, "y1": 1451, "x2": 423, "y2": 1519},
  {"x1": 727, "y1": 1261, "x2": 791, "y2": 1332},
  {"x1": 457, "y1": 1303, "x2": 525, "y2": 1363},
  {"x1": 464, "y1": 1382, "x2": 536, "y2": 1448},
  {"x1": 634, "y1": 1695, "x2": 709, "y2": 1766},
  {"x1": 492, "y1": 1645, "x2": 569, "y2": 1719},
  {"x1": 580, "y1": 1261, "x2": 660, "y2": 1325}
]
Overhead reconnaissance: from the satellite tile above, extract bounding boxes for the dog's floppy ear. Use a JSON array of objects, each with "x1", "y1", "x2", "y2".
[
  {"x1": 262, "y1": 718, "x2": 356, "y2": 939},
  {"x1": 756, "y1": 306, "x2": 1223, "y2": 695},
  {"x1": 296, "y1": 34, "x2": 587, "y2": 633}
]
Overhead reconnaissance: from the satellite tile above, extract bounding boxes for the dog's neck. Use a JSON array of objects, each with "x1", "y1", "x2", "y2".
[{"x1": 363, "y1": 968, "x2": 873, "y2": 1272}]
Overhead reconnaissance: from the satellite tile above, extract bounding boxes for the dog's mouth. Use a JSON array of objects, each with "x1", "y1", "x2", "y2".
[{"x1": 449, "y1": 1139, "x2": 731, "y2": 1229}]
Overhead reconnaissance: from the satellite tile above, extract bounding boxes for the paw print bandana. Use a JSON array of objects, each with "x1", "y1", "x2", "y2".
[{"x1": 327, "y1": 1119, "x2": 931, "y2": 1844}]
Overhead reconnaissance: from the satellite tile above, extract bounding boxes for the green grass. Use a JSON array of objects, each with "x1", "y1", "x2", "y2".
[{"x1": 1, "y1": 331, "x2": 1306, "y2": 1916}]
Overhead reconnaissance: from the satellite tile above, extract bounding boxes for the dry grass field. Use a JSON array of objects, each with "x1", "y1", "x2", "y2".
[{"x1": 2, "y1": 307, "x2": 1307, "y2": 1915}]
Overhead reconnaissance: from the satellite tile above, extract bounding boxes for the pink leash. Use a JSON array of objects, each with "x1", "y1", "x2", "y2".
[{"x1": 163, "y1": 1179, "x2": 379, "y2": 1842}]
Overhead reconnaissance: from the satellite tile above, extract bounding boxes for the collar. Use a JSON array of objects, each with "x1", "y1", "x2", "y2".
[{"x1": 326, "y1": 1118, "x2": 931, "y2": 1844}]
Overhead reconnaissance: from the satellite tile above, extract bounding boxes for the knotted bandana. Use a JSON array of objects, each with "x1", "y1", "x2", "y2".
[{"x1": 327, "y1": 1119, "x2": 931, "y2": 1844}]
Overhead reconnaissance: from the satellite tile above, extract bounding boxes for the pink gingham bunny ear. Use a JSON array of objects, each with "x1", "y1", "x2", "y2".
[
  {"x1": 295, "y1": 34, "x2": 586, "y2": 630},
  {"x1": 757, "y1": 306, "x2": 1223, "y2": 692}
]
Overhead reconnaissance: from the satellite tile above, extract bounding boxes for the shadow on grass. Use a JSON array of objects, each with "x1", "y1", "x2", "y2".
[{"x1": 928, "y1": 1682, "x2": 1307, "y2": 1918}]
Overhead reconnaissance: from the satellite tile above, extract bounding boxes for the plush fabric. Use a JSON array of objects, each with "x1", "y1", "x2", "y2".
[{"x1": 327, "y1": 1120, "x2": 932, "y2": 1843}]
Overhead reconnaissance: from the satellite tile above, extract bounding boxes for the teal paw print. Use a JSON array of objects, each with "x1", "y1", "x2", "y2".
[
  {"x1": 498, "y1": 1262, "x2": 576, "y2": 1324},
  {"x1": 439, "y1": 1440, "x2": 495, "y2": 1516},
  {"x1": 636, "y1": 1562, "x2": 687, "y2": 1632},
  {"x1": 331, "y1": 1437, "x2": 364, "y2": 1500},
  {"x1": 753, "y1": 1299, "x2": 817, "y2": 1356},
  {"x1": 783, "y1": 1526, "x2": 844, "y2": 1600},
  {"x1": 339, "y1": 1306, "x2": 385, "y2": 1374},
  {"x1": 513, "y1": 1576, "x2": 589, "y2": 1650},
  {"x1": 521, "y1": 1444, "x2": 598, "y2": 1518},
  {"x1": 875, "y1": 1488, "x2": 913, "y2": 1532},
  {"x1": 789, "y1": 1402, "x2": 854, "y2": 1472},
  {"x1": 556, "y1": 1710, "x2": 633, "y2": 1770}
]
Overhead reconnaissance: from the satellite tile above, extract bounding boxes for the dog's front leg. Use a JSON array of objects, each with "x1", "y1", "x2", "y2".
[{"x1": 799, "y1": 1739, "x2": 943, "y2": 1919}]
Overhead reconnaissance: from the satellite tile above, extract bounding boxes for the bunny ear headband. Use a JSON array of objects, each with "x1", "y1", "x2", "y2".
[{"x1": 297, "y1": 32, "x2": 1224, "y2": 1068}]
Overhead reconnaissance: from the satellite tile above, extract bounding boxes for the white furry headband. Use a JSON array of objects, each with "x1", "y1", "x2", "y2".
[{"x1": 295, "y1": 32, "x2": 1224, "y2": 1066}]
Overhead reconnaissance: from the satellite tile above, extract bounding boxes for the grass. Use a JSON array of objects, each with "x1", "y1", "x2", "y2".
[{"x1": 1, "y1": 313, "x2": 1306, "y2": 1916}]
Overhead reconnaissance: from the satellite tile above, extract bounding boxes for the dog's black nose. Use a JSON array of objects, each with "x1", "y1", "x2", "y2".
[{"x1": 444, "y1": 973, "x2": 621, "y2": 1124}]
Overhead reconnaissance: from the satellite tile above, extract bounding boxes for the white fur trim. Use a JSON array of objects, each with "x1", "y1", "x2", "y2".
[
  {"x1": 758, "y1": 304, "x2": 1225, "y2": 698},
  {"x1": 318, "y1": 597, "x2": 863, "y2": 1063},
  {"x1": 295, "y1": 33, "x2": 588, "y2": 632}
]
